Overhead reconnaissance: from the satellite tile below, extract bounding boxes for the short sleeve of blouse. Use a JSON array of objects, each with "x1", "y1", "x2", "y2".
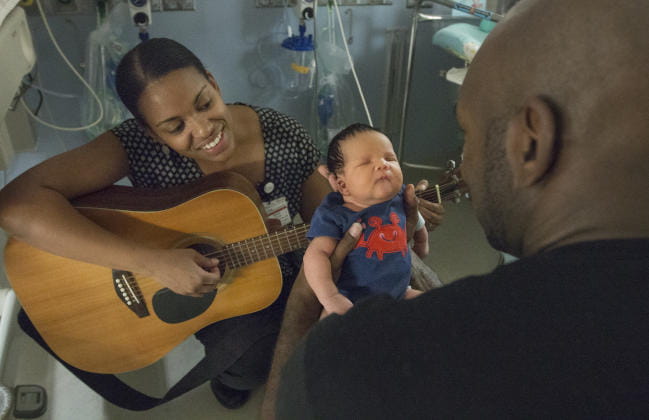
[
  {"x1": 111, "y1": 119, "x2": 202, "y2": 188},
  {"x1": 263, "y1": 108, "x2": 320, "y2": 179}
]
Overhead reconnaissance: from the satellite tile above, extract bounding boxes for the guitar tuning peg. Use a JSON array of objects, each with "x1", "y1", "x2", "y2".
[{"x1": 446, "y1": 160, "x2": 456, "y2": 171}]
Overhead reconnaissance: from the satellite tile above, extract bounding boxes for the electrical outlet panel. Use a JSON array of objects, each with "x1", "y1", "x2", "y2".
[
  {"x1": 128, "y1": 0, "x2": 152, "y2": 26},
  {"x1": 256, "y1": 0, "x2": 392, "y2": 7}
]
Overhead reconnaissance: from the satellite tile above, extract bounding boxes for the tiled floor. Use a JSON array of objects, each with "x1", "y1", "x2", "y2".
[
  {"x1": 2, "y1": 322, "x2": 265, "y2": 419},
  {"x1": 0, "y1": 162, "x2": 501, "y2": 420}
]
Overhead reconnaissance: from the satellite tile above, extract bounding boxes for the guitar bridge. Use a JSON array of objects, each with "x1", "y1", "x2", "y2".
[{"x1": 112, "y1": 270, "x2": 149, "y2": 318}]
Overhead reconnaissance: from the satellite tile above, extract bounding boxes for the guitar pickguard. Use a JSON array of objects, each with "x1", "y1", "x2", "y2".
[
  {"x1": 152, "y1": 288, "x2": 217, "y2": 324},
  {"x1": 151, "y1": 241, "x2": 222, "y2": 324}
]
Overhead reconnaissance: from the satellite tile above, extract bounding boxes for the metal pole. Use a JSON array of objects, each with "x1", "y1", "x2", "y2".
[
  {"x1": 429, "y1": 0, "x2": 504, "y2": 22},
  {"x1": 396, "y1": 0, "x2": 422, "y2": 164}
]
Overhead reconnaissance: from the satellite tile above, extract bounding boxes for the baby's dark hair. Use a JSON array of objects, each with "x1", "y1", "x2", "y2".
[
  {"x1": 326, "y1": 123, "x2": 385, "y2": 174},
  {"x1": 115, "y1": 38, "x2": 210, "y2": 123}
]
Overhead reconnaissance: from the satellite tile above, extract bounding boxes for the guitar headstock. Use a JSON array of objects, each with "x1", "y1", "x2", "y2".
[{"x1": 443, "y1": 159, "x2": 467, "y2": 203}]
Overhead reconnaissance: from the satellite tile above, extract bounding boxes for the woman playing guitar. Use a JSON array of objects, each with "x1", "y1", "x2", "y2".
[{"x1": 0, "y1": 38, "x2": 445, "y2": 412}]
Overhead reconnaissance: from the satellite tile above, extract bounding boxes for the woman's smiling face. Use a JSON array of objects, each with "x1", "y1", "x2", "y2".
[{"x1": 138, "y1": 67, "x2": 236, "y2": 164}]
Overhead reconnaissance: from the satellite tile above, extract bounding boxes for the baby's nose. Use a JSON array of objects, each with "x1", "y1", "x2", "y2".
[{"x1": 375, "y1": 159, "x2": 389, "y2": 169}]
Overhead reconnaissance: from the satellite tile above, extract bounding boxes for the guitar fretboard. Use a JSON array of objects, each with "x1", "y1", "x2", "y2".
[
  {"x1": 414, "y1": 178, "x2": 462, "y2": 204},
  {"x1": 211, "y1": 224, "x2": 310, "y2": 269},
  {"x1": 204, "y1": 176, "x2": 462, "y2": 270}
]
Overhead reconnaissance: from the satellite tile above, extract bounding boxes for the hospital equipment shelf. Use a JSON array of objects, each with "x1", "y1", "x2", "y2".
[{"x1": 396, "y1": 0, "x2": 501, "y2": 171}]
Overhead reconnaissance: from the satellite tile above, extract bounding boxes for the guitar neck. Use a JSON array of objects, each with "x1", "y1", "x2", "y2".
[
  {"x1": 210, "y1": 177, "x2": 463, "y2": 269},
  {"x1": 212, "y1": 224, "x2": 310, "y2": 269},
  {"x1": 415, "y1": 176, "x2": 464, "y2": 204}
]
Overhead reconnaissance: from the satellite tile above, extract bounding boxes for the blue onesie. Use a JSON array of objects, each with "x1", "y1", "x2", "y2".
[{"x1": 307, "y1": 186, "x2": 411, "y2": 303}]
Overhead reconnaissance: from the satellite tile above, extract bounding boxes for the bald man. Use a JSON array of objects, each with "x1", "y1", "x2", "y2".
[{"x1": 275, "y1": 0, "x2": 649, "y2": 418}]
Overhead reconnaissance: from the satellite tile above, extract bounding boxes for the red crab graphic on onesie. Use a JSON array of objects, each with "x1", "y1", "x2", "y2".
[{"x1": 354, "y1": 212, "x2": 408, "y2": 260}]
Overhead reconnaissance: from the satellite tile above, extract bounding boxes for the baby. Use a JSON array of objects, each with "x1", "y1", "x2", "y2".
[{"x1": 304, "y1": 123, "x2": 428, "y2": 317}]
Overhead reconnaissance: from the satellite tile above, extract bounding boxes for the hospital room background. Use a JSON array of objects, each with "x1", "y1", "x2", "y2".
[{"x1": 0, "y1": 0, "x2": 513, "y2": 418}]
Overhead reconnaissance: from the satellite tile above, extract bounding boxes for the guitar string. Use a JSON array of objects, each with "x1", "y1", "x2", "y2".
[
  {"x1": 118, "y1": 226, "x2": 311, "y2": 284},
  {"x1": 221, "y1": 225, "x2": 310, "y2": 268},
  {"x1": 118, "y1": 181, "x2": 462, "y2": 282},
  {"x1": 211, "y1": 181, "x2": 461, "y2": 265}
]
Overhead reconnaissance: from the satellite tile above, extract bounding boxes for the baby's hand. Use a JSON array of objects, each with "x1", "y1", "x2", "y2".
[{"x1": 321, "y1": 292, "x2": 353, "y2": 318}]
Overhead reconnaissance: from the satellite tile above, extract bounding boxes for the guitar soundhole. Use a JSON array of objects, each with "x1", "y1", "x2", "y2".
[{"x1": 152, "y1": 242, "x2": 219, "y2": 324}]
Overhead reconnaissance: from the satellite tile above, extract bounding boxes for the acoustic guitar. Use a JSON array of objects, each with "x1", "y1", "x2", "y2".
[{"x1": 3, "y1": 171, "x2": 463, "y2": 374}]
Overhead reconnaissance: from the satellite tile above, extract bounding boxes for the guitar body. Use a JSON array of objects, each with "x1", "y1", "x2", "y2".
[{"x1": 3, "y1": 172, "x2": 282, "y2": 374}]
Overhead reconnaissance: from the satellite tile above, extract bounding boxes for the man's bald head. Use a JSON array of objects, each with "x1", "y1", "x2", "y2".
[
  {"x1": 467, "y1": 0, "x2": 649, "y2": 147},
  {"x1": 458, "y1": 0, "x2": 649, "y2": 256}
]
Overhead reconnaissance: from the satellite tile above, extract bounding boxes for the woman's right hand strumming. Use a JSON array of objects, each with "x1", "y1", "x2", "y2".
[{"x1": 141, "y1": 248, "x2": 221, "y2": 297}]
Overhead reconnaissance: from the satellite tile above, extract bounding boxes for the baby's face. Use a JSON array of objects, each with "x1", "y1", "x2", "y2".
[{"x1": 336, "y1": 131, "x2": 403, "y2": 209}]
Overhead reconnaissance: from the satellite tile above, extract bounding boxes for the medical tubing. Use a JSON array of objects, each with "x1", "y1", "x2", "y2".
[
  {"x1": 21, "y1": 80, "x2": 79, "y2": 99},
  {"x1": 331, "y1": 0, "x2": 373, "y2": 126},
  {"x1": 24, "y1": 0, "x2": 104, "y2": 132}
]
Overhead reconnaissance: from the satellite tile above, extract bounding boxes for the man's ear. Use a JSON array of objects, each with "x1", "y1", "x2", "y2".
[{"x1": 506, "y1": 96, "x2": 558, "y2": 188}]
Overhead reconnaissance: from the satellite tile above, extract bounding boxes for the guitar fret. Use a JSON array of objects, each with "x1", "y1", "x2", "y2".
[
  {"x1": 262, "y1": 235, "x2": 271, "y2": 260},
  {"x1": 257, "y1": 237, "x2": 265, "y2": 261},
  {"x1": 286, "y1": 228, "x2": 293, "y2": 252},
  {"x1": 269, "y1": 233, "x2": 276, "y2": 257},
  {"x1": 240, "y1": 241, "x2": 248, "y2": 267},
  {"x1": 236, "y1": 241, "x2": 246, "y2": 267},
  {"x1": 248, "y1": 239, "x2": 255, "y2": 264},
  {"x1": 272, "y1": 232, "x2": 280, "y2": 256},
  {"x1": 243, "y1": 240, "x2": 251, "y2": 265},
  {"x1": 243, "y1": 239, "x2": 250, "y2": 266},
  {"x1": 234, "y1": 241, "x2": 242, "y2": 267},
  {"x1": 225, "y1": 245, "x2": 235, "y2": 269},
  {"x1": 225, "y1": 245, "x2": 234, "y2": 269},
  {"x1": 248, "y1": 239, "x2": 256, "y2": 263},
  {"x1": 286, "y1": 229, "x2": 293, "y2": 252},
  {"x1": 230, "y1": 243, "x2": 241, "y2": 269},
  {"x1": 275, "y1": 228, "x2": 284, "y2": 254},
  {"x1": 249, "y1": 239, "x2": 257, "y2": 264}
]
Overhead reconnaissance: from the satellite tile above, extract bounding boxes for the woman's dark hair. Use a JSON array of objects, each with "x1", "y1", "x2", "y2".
[
  {"x1": 115, "y1": 38, "x2": 210, "y2": 123},
  {"x1": 326, "y1": 122, "x2": 384, "y2": 174}
]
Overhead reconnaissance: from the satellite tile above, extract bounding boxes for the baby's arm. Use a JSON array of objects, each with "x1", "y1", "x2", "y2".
[
  {"x1": 412, "y1": 214, "x2": 429, "y2": 258},
  {"x1": 303, "y1": 236, "x2": 354, "y2": 317}
]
